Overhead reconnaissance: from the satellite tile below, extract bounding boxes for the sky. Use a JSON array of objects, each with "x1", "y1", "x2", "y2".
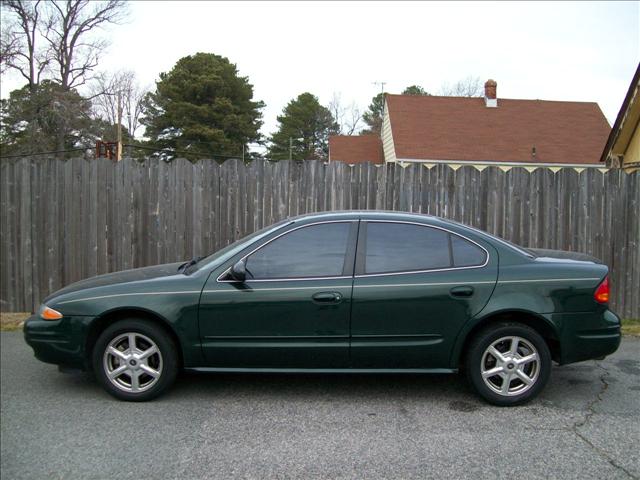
[{"x1": 1, "y1": 1, "x2": 639, "y2": 145}]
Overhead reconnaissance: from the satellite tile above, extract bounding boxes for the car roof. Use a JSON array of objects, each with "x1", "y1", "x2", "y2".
[
  {"x1": 288, "y1": 210, "x2": 476, "y2": 231},
  {"x1": 289, "y1": 210, "x2": 439, "y2": 223}
]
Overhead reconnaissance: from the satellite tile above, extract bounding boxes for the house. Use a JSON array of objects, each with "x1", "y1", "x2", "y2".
[
  {"x1": 330, "y1": 79, "x2": 611, "y2": 168},
  {"x1": 600, "y1": 63, "x2": 640, "y2": 171},
  {"x1": 328, "y1": 134, "x2": 383, "y2": 164}
]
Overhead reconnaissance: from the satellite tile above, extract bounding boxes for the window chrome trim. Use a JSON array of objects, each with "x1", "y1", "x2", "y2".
[
  {"x1": 217, "y1": 275, "x2": 353, "y2": 284},
  {"x1": 354, "y1": 281, "x2": 497, "y2": 288},
  {"x1": 205, "y1": 285, "x2": 351, "y2": 293},
  {"x1": 497, "y1": 277, "x2": 601, "y2": 284},
  {"x1": 216, "y1": 220, "x2": 357, "y2": 283},
  {"x1": 353, "y1": 278, "x2": 601, "y2": 289},
  {"x1": 355, "y1": 220, "x2": 490, "y2": 278}
]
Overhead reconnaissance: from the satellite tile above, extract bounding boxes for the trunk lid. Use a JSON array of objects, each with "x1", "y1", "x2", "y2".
[{"x1": 529, "y1": 248, "x2": 602, "y2": 265}]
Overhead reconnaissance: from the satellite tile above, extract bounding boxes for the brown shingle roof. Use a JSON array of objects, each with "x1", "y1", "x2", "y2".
[
  {"x1": 329, "y1": 135, "x2": 383, "y2": 164},
  {"x1": 386, "y1": 94, "x2": 610, "y2": 164}
]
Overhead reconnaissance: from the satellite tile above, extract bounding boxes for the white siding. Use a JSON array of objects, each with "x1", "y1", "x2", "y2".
[{"x1": 381, "y1": 99, "x2": 397, "y2": 163}]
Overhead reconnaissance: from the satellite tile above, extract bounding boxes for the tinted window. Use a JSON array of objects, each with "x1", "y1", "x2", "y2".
[
  {"x1": 365, "y1": 223, "x2": 451, "y2": 274},
  {"x1": 451, "y1": 235, "x2": 486, "y2": 267},
  {"x1": 191, "y1": 220, "x2": 291, "y2": 273},
  {"x1": 245, "y1": 223, "x2": 351, "y2": 279}
]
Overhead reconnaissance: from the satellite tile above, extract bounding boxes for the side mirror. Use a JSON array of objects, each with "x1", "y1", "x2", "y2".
[{"x1": 229, "y1": 259, "x2": 247, "y2": 282}]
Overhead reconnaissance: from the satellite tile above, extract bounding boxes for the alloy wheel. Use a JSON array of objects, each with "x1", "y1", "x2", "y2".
[
  {"x1": 480, "y1": 336, "x2": 540, "y2": 397},
  {"x1": 103, "y1": 332, "x2": 163, "y2": 393}
]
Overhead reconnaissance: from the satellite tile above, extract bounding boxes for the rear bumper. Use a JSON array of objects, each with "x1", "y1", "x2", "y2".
[
  {"x1": 554, "y1": 309, "x2": 621, "y2": 365},
  {"x1": 23, "y1": 314, "x2": 94, "y2": 370}
]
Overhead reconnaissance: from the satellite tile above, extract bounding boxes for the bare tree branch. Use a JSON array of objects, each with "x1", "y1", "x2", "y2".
[
  {"x1": 1, "y1": 0, "x2": 126, "y2": 92},
  {"x1": 91, "y1": 69, "x2": 148, "y2": 138},
  {"x1": 344, "y1": 102, "x2": 362, "y2": 135},
  {"x1": 328, "y1": 92, "x2": 362, "y2": 136},
  {"x1": 439, "y1": 76, "x2": 484, "y2": 97},
  {"x1": 33, "y1": 0, "x2": 129, "y2": 155},
  {"x1": 0, "y1": 26, "x2": 20, "y2": 74},
  {"x1": 42, "y1": 0, "x2": 128, "y2": 90},
  {"x1": 1, "y1": 0, "x2": 49, "y2": 89}
]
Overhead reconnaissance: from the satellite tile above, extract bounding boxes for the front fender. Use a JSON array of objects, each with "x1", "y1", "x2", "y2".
[{"x1": 43, "y1": 272, "x2": 210, "y2": 368}]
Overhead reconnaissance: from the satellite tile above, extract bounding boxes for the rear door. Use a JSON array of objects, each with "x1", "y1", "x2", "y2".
[
  {"x1": 198, "y1": 221, "x2": 358, "y2": 368},
  {"x1": 350, "y1": 221, "x2": 498, "y2": 369}
]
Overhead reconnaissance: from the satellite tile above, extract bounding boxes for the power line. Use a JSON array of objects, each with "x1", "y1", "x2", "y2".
[
  {"x1": 0, "y1": 144, "x2": 256, "y2": 161},
  {"x1": 123, "y1": 144, "x2": 245, "y2": 160},
  {"x1": 0, "y1": 148, "x2": 87, "y2": 159}
]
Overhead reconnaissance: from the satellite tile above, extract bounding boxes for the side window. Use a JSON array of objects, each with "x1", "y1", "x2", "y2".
[
  {"x1": 365, "y1": 223, "x2": 451, "y2": 274},
  {"x1": 245, "y1": 223, "x2": 351, "y2": 279},
  {"x1": 451, "y1": 234, "x2": 487, "y2": 267}
]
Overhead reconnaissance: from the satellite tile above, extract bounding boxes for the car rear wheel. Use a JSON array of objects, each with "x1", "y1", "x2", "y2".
[
  {"x1": 93, "y1": 319, "x2": 178, "y2": 401},
  {"x1": 466, "y1": 323, "x2": 551, "y2": 406}
]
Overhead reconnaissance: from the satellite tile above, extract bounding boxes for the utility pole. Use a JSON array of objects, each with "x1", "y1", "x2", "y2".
[
  {"x1": 373, "y1": 81, "x2": 386, "y2": 117},
  {"x1": 373, "y1": 81, "x2": 386, "y2": 97},
  {"x1": 289, "y1": 136, "x2": 304, "y2": 161},
  {"x1": 116, "y1": 90, "x2": 122, "y2": 162}
]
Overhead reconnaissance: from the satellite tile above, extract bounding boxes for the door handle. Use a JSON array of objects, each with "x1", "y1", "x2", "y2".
[
  {"x1": 450, "y1": 286, "x2": 474, "y2": 297},
  {"x1": 312, "y1": 292, "x2": 343, "y2": 304}
]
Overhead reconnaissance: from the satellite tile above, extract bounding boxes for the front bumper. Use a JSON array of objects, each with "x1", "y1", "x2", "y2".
[
  {"x1": 554, "y1": 309, "x2": 622, "y2": 365},
  {"x1": 23, "y1": 314, "x2": 95, "y2": 370}
]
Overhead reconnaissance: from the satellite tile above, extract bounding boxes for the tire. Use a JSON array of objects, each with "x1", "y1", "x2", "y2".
[
  {"x1": 93, "y1": 319, "x2": 178, "y2": 401},
  {"x1": 466, "y1": 322, "x2": 551, "y2": 406}
]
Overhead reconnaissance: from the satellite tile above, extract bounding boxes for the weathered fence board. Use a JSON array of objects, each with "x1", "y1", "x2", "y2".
[{"x1": 0, "y1": 157, "x2": 638, "y2": 318}]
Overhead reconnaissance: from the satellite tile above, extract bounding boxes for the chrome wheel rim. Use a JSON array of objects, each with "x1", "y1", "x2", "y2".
[
  {"x1": 481, "y1": 336, "x2": 540, "y2": 397},
  {"x1": 103, "y1": 332, "x2": 163, "y2": 393}
]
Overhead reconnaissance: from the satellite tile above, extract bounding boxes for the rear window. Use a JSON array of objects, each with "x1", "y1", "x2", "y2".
[
  {"x1": 364, "y1": 222, "x2": 486, "y2": 274},
  {"x1": 443, "y1": 219, "x2": 535, "y2": 258},
  {"x1": 451, "y1": 234, "x2": 487, "y2": 267}
]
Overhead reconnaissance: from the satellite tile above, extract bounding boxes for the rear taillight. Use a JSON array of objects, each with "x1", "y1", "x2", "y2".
[{"x1": 594, "y1": 276, "x2": 610, "y2": 304}]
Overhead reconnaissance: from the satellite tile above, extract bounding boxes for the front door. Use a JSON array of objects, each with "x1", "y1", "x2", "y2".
[
  {"x1": 350, "y1": 221, "x2": 498, "y2": 369},
  {"x1": 198, "y1": 221, "x2": 358, "y2": 368}
]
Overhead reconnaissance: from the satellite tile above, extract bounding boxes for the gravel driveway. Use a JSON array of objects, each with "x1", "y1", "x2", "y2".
[{"x1": 1, "y1": 332, "x2": 639, "y2": 479}]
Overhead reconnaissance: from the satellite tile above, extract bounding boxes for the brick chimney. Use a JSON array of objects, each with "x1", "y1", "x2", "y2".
[{"x1": 484, "y1": 79, "x2": 497, "y2": 107}]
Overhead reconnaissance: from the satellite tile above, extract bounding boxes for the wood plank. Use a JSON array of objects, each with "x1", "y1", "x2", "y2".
[
  {"x1": 0, "y1": 159, "x2": 638, "y2": 317},
  {"x1": 0, "y1": 161, "x2": 15, "y2": 310}
]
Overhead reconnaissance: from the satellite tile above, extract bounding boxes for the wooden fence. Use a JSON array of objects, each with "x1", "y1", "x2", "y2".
[{"x1": 1, "y1": 157, "x2": 638, "y2": 318}]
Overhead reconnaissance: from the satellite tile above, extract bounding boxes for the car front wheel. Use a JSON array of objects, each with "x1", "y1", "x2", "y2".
[
  {"x1": 466, "y1": 323, "x2": 551, "y2": 406},
  {"x1": 93, "y1": 319, "x2": 178, "y2": 401}
]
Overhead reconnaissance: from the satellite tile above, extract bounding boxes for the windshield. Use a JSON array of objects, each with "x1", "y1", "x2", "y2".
[{"x1": 186, "y1": 219, "x2": 292, "y2": 274}]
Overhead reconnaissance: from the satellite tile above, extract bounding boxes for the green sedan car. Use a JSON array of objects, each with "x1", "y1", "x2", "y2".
[{"x1": 24, "y1": 211, "x2": 621, "y2": 405}]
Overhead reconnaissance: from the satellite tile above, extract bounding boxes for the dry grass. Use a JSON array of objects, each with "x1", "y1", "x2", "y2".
[
  {"x1": 1, "y1": 312, "x2": 639, "y2": 336},
  {"x1": 622, "y1": 318, "x2": 640, "y2": 337},
  {"x1": 0, "y1": 312, "x2": 30, "y2": 331}
]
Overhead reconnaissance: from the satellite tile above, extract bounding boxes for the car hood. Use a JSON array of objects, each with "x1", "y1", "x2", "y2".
[
  {"x1": 43, "y1": 262, "x2": 184, "y2": 303},
  {"x1": 529, "y1": 248, "x2": 602, "y2": 264}
]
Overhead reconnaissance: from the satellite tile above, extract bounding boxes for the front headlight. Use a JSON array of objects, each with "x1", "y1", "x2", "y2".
[{"x1": 39, "y1": 305, "x2": 63, "y2": 320}]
